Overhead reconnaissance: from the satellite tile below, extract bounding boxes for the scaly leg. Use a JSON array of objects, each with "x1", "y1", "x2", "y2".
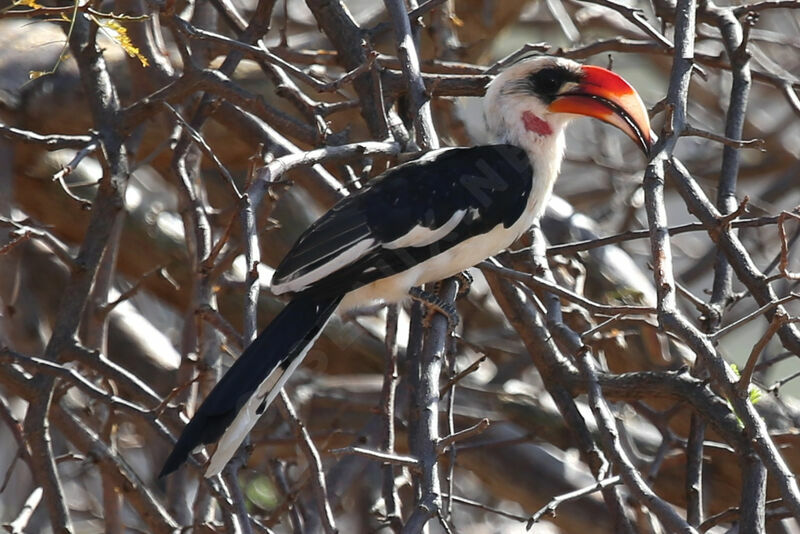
[
  {"x1": 408, "y1": 286, "x2": 460, "y2": 331},
  {"x1": 454, "y1": 270, "x2": 473, "y2": 298}
]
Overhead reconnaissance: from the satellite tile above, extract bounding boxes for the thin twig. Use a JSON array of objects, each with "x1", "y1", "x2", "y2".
[
  {"x1": 527, "y1": 476, "x2": 622, "y2": 529},
  {"x1": 437, "y1": 419, "x2": 490, "y2": 453},
  {"x1": 546, "y1": 214, "x2": 783, "y2": 256},
  {"x1": 0, "y1": 218, "x2": 75, "y2": 268},
  {"x1": 698, "y1": 498, "x2": 786, "y2": 531},
  {"x1": 0, "y1": 124, "x2": 93, "y2": 149},
  {"x1": 328, "y1": 447, "x2": 420, "y2": 469},
  {"x1": 443, "y1": 493, "x2": 529, "y2": 523},
  {"x1": 100, "y1": 265, "x2": 173, "y2": 316},
  {"x1": 480, "y1": 260, "x2": 656, "y2": 315},
  {"x1": 383, "y1": 0, "x2": 439, "y2": 150},
  {"x1": 683, "y1": 124, "x2": 765, "y2": 150},
  {"x1": 710, "y1": 293, "x2": 799, "y2": 340},
  {"x1": 163, "y1": 102, "x2": 241, "y2": 199},
  {"x1": 277, "y1": 391, "x2": 337, "y2": 534},
  {"x1": 438, "y1": 352, "x2": 488, "y2": 394},
  {"x1": 51, "y1": 139, "x2": 101, "y2": 182},
  {"x1": 778, "y1": 211, "x2": 800, "y2": 280},
  {"x1": 736, "y1": 311, "x2": 796, "y2": 397},
  {"x1": 5, "y1": 487, "x2": 44, "y2": 534}
]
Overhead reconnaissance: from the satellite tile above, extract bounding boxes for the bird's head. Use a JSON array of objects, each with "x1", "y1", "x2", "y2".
[{"x1": 485, "y1": 56, "x2": 651, "y2": 158}]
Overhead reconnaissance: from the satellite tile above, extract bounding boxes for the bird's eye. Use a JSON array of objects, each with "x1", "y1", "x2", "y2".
[{"x1": 529, "y1": 67, "x2": 565, "y2": 96}]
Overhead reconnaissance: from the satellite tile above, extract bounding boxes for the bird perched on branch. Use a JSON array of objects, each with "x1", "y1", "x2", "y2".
[{"x1": 160, "y1": 56, "x2": 652, "y2": 478}]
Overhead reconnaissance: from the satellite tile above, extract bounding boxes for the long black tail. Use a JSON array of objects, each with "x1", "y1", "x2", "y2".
[{"x1": 159, "y1": 292, "x2": 342, "y2": 478}]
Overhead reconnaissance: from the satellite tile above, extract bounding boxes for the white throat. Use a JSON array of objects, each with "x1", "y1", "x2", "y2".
[
  {"x1": 483, "y1": 59, "x2": 577, "y2": 223},
  {"x1": 485, "y1": 99, "x2": 569, "y2": 225},
  {"x1": 498, "y1": 106, "x2": 567, "y2": 206}
]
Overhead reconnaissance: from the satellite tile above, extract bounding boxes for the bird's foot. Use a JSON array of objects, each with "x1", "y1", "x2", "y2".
[
  {"x1": 408, "y1": 287, "x2": 460, "y2": 331},
  {"x1": 454, "y1": 270, "x2": 473, "y2": 298}
]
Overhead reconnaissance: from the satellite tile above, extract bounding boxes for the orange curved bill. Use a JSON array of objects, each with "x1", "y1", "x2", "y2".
[{"x1": 548, "y1": 65, "x2": 652, "y2": 154}]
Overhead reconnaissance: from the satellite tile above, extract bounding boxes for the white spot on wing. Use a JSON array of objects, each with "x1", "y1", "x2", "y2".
[
  {"x1": 272, "y1": 238, "x2": 376, "y2": 294},
  {"x1": 383, "y1": 209, "x2": 465, "y2": 249},
  {"x1": 412, "y1": 147, "x2": 455, "y2": 164}
]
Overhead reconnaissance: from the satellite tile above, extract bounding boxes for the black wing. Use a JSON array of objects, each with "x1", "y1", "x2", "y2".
[{"x1": 271, "y1": 144, "x2": 533, "y2": 296}]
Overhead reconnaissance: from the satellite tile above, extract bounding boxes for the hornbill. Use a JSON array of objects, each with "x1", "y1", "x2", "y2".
[{"x1": 160, "y1": 56, "x2": 652, "y2": 478}]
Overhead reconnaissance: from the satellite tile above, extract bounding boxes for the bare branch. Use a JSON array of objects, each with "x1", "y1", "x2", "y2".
[
  {"x1": 0, "y1": 124, "x2": 94, "y2": 149},
  {"x1": 329, "y1": 447, "x2": 419, "y2": 469},
  {"x1": 4, "y1": 487, "x2": 43, "y2": 534},
  {"x1": 277, "y1": 391, "x2": 337, "y2": 534},
  {"x1": 383, "y1": 0, "x2": 439, "y2": 149},
  {"x1": 527, "y1": 476, "x2": 622, "y2": 528}
]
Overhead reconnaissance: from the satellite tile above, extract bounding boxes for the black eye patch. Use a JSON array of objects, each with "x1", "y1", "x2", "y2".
[{"x1": 526, "y1": 66, "x2": 582, "y2": 101}]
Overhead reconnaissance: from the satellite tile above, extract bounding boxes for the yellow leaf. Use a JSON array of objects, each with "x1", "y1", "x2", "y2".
[
  {"x1": 14, "y1": 0, "x2": 43, "y2": 8},
  {"x1": 97, "y1": 18, "x2": 149, "y2": 68},
  {"x1": 28, "y1": 70, "x2": 47, "y2": 80}
]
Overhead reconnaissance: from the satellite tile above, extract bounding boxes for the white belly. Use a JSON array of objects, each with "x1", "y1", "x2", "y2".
[{"x1": 339, "y1": 211, "x2": 534, "y2": 310}]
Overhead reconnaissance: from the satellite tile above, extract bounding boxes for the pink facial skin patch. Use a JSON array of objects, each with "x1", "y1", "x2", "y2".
[{"x1": 522, "y1": 111, "x2": 553, "y2": 136}]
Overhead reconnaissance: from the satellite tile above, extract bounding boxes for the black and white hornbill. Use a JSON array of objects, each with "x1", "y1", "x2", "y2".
[{"x1": 160, "y1": 56, "x2": 652, "y2": 478}]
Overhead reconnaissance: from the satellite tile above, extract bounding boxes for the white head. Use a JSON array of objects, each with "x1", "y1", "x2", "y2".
[{"x1": 484, "y1": 56, "x2": 651, "y2": 162}]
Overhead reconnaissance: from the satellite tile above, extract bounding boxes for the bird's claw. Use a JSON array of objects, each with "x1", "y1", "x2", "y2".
[
  {"x1": 408, "y1": 287, "x2": 460, "y2": 332},
  {"x1": 455, "y1": 270, "x2": 473, "y2": 298}
]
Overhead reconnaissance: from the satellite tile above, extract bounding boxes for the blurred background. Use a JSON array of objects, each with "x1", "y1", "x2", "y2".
[{"x1": 1, "y1": 0, "x2": 799, "y2": 532}]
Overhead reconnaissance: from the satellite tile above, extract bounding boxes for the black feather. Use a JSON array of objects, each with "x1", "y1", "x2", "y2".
[{"x1": 158, "y1": 293, "x2": 342, "y2": 478}]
